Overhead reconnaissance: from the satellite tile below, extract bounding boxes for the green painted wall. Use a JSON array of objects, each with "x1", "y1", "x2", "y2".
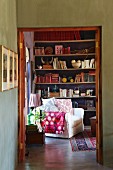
[
  {"x1": 17, "y1": 0, "x2": 113, "y2": 168},
  {"x1": 0, "y1": 0, "x2": 18, "y2": 170}
]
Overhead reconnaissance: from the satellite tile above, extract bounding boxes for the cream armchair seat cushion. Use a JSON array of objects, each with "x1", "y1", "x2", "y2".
[{"x1": 65, "y1": 108, "x2": 84, "y2": 138}]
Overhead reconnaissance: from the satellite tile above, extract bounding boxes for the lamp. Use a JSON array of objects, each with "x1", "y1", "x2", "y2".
[
  {"x1": 29, "y1": 93, "x2": 41, "y2": 108},
  {"x1": 28, "y1": 93, "x2": 41, "y2": 127}
]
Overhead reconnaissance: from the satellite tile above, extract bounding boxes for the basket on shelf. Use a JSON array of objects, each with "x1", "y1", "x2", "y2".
[{"x1": 49, "y1": 92, "x2": 60, "y2": 97}]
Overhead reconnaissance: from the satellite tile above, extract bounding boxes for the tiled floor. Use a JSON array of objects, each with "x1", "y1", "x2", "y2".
[{"x1": 16, "y1": 137, "x2": 112, "y2": 170}]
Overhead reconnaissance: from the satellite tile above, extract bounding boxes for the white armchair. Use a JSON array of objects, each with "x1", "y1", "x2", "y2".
[{"x1": 65, "y1": 108, "x2": 84, "y2": 138}]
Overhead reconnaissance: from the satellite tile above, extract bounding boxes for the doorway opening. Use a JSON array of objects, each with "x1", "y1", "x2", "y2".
[{"x1": 18, "y1": 26, "x2": 102, "y2": 164}]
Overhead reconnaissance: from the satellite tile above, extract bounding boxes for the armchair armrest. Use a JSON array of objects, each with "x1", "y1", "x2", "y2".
[{"x1": 73, "y1": 108, "x2": 84, "y2": 119}]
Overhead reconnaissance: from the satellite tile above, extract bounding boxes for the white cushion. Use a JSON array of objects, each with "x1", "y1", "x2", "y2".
[
  {"x1": 44, "y1": 105, "x2": 59, "y2": 112},
  {"x1": 42, "y1": 97, "x2": 55, "y2": 105},
  {"x1": 41, "y1": 97, "x2": 59, "y2": 112}
]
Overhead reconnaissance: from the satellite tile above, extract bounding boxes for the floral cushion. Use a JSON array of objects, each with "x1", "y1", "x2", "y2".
[
  {"x1": 43, "y1": 111, "x2": 66, "y2": 134},
  {"x1": 55, "y1": 99, "x2": 73, "y2": 114}
]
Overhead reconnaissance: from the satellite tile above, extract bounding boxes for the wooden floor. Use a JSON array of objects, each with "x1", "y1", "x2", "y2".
[{"x1": 16, "y1": 136, "x2": 112, "y2": 170}]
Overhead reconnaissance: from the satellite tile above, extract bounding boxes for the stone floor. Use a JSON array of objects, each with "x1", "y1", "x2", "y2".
[{"x1": 16, "y1": 137, "x2": 112, "y2": 170}]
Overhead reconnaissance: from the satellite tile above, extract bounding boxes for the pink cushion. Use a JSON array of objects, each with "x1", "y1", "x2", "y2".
[
  {"x1": 55, "y1": 99, "x2": 73, "y2": 114},
  {"x1": 43, "y1": 111, "x2": 65, "y2": 134}
]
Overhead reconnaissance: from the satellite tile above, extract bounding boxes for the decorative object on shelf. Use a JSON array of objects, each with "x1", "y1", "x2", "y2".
[
  {"x1": 41, "y1": 56, "x2": 53, "y2": 65},
  {"x1": 71, "y1": 46, "x2": 95, "y2": 55},
  {"x1": 84, "y1": 73, "x2": 89, "y2": 82},
  {"x1": 71, "y1": 60, "x2": 81, "y2": 69},
  {"x1": 62, "y1": 47, "x2": 70, "y2": 54},
  {"x1": 73, "y1": 88, "x2": 80, "y2": 97},
  {"x1": 68, "y1": 76, "x2": 74, "y2": 83},
  {"x1": 62, "y1": 89, "x2": 67, "y2": 97},
  {"x1": 89, "y1": 71, "x2": 95, "y2": 82},
  {"x1": 35, "y1": 47, "x2": 45, "y2": 55},
  {"x1": 45, "y1": 46, "x2": 53, "y2": 54},
  {"x1": 37, "y1": 65, "x2": 42, "y2": 69},
  {"x1": 52, "y1": 84, "x2": 59, "y2": 92},
  {"x1": 53, "y1": 57, "x2": 61, "y2": 69},
  {"x1": 84, "y1": 59, "x2": 90, "y2": 68},
  {"x1": 86, "y1": 89, "x2": 94, "y2": 96},
  {"x1": 81, "y1": 59, "x2": 95, "y2": 69},
  {"x1": 75, "y1": 74, "x2": 81, "y2": 82},
  {"x1": 55, "y1": 45, "x2": 63, "y2": 54},
  {"x1": 89, "y1": 58, "x2": 95, "y2": 68},
  {"x1": 62, "y1": 75, "x2": 67, "y2": 83},
  {"x1": 80, "y1": 89, "x2": 86, "y2": 97},
  {"x1": 41, "y1": 56, "x2": 53, "y2": 69},
  {"x1": 59, "y1": 88, "x2": 69, "y2": 97},
  {"x1": 68, "y1": 89, "x2": 73, "y2": 97},
  {"x1": 49, "y1": 92, "x2": 60, "y2": 97},
  {"x1": 59, "y1": 60, "x2": 67, "y2": 69},
  {"x1": 85, "y1": 100, "x2": 96, "y2": 111},
  {"x1": 78, "y1": 72, "x2": 95, "y2": 83},
  {"x1": 53, "y1": 57, "x2": 67, "y2": 69}
]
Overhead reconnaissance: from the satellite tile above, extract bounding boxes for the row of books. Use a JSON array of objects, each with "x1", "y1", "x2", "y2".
[
  {"x1": 35, "y1": 72, "x2": 95, "y2": 84},
  {"x1": 35, "y1": 73, "x2": 59, "y2": 83},
  {"x1": 75, "y1": 71, "x2": 95, "y2": 83}
]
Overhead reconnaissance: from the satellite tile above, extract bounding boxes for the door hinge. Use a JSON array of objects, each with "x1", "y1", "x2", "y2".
[
  {"x1": 20, "y1": 142, "x2": 23, "y2": 149},
  {"x1": 96, "y1": 143, "x2": 99, "y2": 149},
  {"x1": 20, "y1": 43, "x2": 23, "y2": 49},
  {"x1": 96, "y1": 41, "x2": 99, "y2": 48}
]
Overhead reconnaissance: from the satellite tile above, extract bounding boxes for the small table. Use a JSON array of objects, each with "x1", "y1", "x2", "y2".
[
  {"x1": 90, "y1": 116, "x2": 96, "y2": 137},
  {"x1": 26, "y1": 125, "x2": 45, "y2": 145}
]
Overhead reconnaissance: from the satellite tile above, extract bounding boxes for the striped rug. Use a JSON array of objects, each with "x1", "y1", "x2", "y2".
[{"x1": 70, "y1": 130, "x2": 96, "y2": 151}]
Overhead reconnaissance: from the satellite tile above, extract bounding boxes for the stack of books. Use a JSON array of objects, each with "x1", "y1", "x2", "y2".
[{"x1": 51, "y1": 74, "x2": 59, "y2": 83}]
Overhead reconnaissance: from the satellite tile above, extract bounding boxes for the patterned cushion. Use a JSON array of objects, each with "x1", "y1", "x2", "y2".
[
  {"x1": 43, "y1": 111, "x2": 65, "y2": 134},
  {"x1": 55, "y1": 99, "x2": 73, "y2": 114}
]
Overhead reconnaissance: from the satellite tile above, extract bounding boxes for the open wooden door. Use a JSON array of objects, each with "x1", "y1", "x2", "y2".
[
  {"x1": 95, "y1": 27, "x2": 103, "y2": 164},
  {"x1": 18, "y1": 31, "x2": 26, "y2": 162}
]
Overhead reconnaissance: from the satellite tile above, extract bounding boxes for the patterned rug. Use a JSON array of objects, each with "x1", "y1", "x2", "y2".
[{"x1": 70, "y1": 130, "x2": 96, "y2": 151}]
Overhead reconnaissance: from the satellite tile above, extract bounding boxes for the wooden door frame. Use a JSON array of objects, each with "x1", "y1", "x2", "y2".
[
  {"x1": 18, "y1": 31, "x2": 26, "y2": 162},
  {"x1": 17, "y1": 26, "x2": 102, "y2": 163}
]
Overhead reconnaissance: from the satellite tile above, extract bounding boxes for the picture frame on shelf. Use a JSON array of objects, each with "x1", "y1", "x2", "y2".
[
  {"x1": 0, "y1": 45, "x2": 9, "y2": 91},
  {"x1": 9, "y1": 50, "x2": 14, "y2": 89},
  {"x1": 14, "y1": 52, "x2": 18, "y2": 87},
  {"x1": 85, "y1": 99, "x2": 96, "y2": 111}
]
